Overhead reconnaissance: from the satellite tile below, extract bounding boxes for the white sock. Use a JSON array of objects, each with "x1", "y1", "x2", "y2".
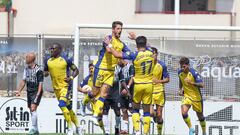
[
  {"x1": 102, "y1": 115, "x2": 110, "y2": 134},
  {"x1": 122, "y1": 120, "x2": 128, "y2": 131},
  {"x1": 115, "y1": 116, "x2": 121, "y2": 129},
  {"x1": 31, "y1": 111, "x2": 38, "y2": 131}
]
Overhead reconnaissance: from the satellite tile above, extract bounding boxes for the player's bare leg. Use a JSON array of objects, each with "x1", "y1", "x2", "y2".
[
  {"x1": 181, "y1": 105, "x2": 194, "y2": 135},
  {"x1": 156, "y1": 105, "x2": 164, "y2": 135},
  {"x1": 197, "y1": 112, "x2": 206, "y2": 135},
  {"x1": 150, "y1": 105, "x2": 156, "y2": 122},
  {"x1": 113, "y1": 108, "x2": 121, "y2": 135}
]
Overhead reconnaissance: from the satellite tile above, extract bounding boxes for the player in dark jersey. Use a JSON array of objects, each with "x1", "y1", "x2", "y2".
[
  {"x1": 118, "y1": 59, "x2": 134, "y2": 134},
  {"x1": 16, "y1": 53, "x2": 43, "y2": 135}
]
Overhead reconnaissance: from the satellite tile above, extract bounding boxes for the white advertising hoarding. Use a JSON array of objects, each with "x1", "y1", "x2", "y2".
[{"x1": 0, "y1": 97, "x2": 239, "y2": 135}]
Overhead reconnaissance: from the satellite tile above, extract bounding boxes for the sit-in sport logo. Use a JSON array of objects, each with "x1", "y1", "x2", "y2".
[
  {"x1": 191, "y1": 55, "x2": 240, "y2": 81},
  {"x1": 0, "y1": 98, "x2": 30, "y2": 133}
]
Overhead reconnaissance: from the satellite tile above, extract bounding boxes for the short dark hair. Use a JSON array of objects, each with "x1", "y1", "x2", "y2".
[
  {"x1": 52, "y1": 42, "x2": 62, "y2": 50},
  {"x1": 112, "y1": 21, "x2": 123, "y2": 29},
  {"x1": 136, "y1": 36, "x2": 147, "y2": 48},
  {"x1": 179, "y1": 57, "x2": 190, "y2": 65},
  {"x1": 88, "y1": 63, "x2": 94, "y2": 68},
  {"x1": 151, "y1": 47, "x2": 158, "y2": 54}
]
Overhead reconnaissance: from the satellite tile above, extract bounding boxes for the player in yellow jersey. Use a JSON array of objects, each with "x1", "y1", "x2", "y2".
[
  {"x1": 84, "y1": 21, "x2": 132, "y2": 124},
  {"x1": 150, "y1": 47, "x2": 169, "y2": 135},
  {"x1": 78, "y1": 63, "x2": 94, "y2": 115},
  {"x1": 105, "y1": 36, "x2": 154, "y2": 135},
  {"x1": 178, "y1": 57, "x2": 206, "y2": 135},
  {"x1": 77, "y1": 63, "x2": 104, "y2": 132},
  {"x1": 44, "y1": 43, "x2": 83, "y2": 135}
]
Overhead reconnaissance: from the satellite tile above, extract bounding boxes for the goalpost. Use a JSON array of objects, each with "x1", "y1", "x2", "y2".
[{"x1": 73, "y1": 24, "x2": 240, "y2": 134}]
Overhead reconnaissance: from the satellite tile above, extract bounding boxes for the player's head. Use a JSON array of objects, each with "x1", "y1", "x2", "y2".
[
  {"x1": 179, "y1": 57, "x2": 190, "y2": 73},
  {"x1": 151, "y1": 47, "x2": 158, "y2": 61},
  {"x1": 112, "y1": 21, "x2": 123, "y2": 39},
  {"x1": 136, "y1": 36, "x2": 147, "y2": 49},
  {"x1": 25, "y1": 52, "x2": 36, "y2": 66},
  {"x1": 118, "y1": 59, "x2": 128, "y2": 67},
  {"x1": 50, "y1": 43, "x2": 62, "y2": 57},
  {"x1": 88, "y1": 63, "x2": 94, "y2": 75}
]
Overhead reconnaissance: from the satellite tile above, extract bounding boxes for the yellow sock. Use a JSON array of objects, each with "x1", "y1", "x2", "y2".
[
  {"x1": 83, "y1": 94, "x2": 90, "y2": 105},
  {"x1": 157, "y1": 123, "x2": 163, "y2": 134},
  {"x1": 183, "y1": 114, "x2": 192, "y2": 128},
  {"x1": 69, "y1": 109, "x2": 79, "y2": 127},
  {"x1": 143, "y1": 112, "x2": 151, "y2": 134},
  {"x1": 93, "y1": 97, "x2": 105, "y2": 116},
  {"x1": 60, "y1": 107, "x2": 72, "y2": 128},
  {"x1": 132, "y1": 110, "x2": 140, "y2": 132},
  {"x1": 200, "y1": 119, "x2": 206, "y2": 134},
  {"x1": 98, "y1": 119, "x2": 104, "y2": 132}
]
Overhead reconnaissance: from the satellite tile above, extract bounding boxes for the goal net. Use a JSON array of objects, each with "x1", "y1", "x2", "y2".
[{"x1": 73, "y1": 24, "x2": 240, "y2": 135}]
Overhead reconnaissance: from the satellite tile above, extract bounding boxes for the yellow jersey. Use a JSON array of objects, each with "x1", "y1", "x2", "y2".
[
  {"x1": 178, "y1": 68, "x2": 203, "y2": 101},
  {"x1": 95, "y1": 35, "x2": 131, "y2": 70},
  {"x1": 153, "y1": 60, "x2": 169, "y2": 92},
  {"x1": 44, "y1": 55, "x2": 73, "y2": 90},
  {"x1": 123, "y1": 48, "x2": 154, "y2": 84}
]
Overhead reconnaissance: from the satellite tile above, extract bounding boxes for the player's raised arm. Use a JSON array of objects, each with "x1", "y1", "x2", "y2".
[
  {"x1": 103, "y1": 36, "x2": 112, "y2": 53},
  {"x1": 103, "y1": 36, "x2": 123, "y2": 58},
  {"x1": 128, "y1": 32, "x2": 137, "y2": 40}
]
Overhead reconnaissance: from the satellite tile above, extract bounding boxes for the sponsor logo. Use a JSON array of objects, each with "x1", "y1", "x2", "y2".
[
  {"x1": 0, "y1": 98, "x2": 30, "y2": 133},
  {"x1": 191, "y1": 55, "x2": 240, "y2": 81}
]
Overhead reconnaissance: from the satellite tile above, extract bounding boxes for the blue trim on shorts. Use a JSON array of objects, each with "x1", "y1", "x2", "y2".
[
  {"x1": 132, "y1": 109, "x2": 139, "y2": 113},
  {"x1": 143, "y1": 112, "x2": 150, "y2": 117},
  {"x1": 58, "y1": 100, "x2": 67, "y2": 107},
  {"x1": 98, "y1": 97, "x2": 106, "y2": 103}
]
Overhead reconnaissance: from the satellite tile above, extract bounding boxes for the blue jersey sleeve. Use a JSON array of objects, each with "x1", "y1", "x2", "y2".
[
  {"x1": 190, "y1": 68, "x2": 203, "y2": 83},
  {"x1": 122, "y1": 51, "x2": 137, "y2": 60},
  {"x1": 122, "y1": 42, "x2": 131, "y2": 53},
  {"x1": 67, "y1": 57, "x2": 74, "y2": 68},
  {"x1": 80, "y1": 75, "x2": 90, "y2": 87},
  {"x1": 62, "y1": 54, "x2": 74, "y2": 68},
  {"x1": 159, "y1": 61, "x2": 169, "y2": 78}
]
